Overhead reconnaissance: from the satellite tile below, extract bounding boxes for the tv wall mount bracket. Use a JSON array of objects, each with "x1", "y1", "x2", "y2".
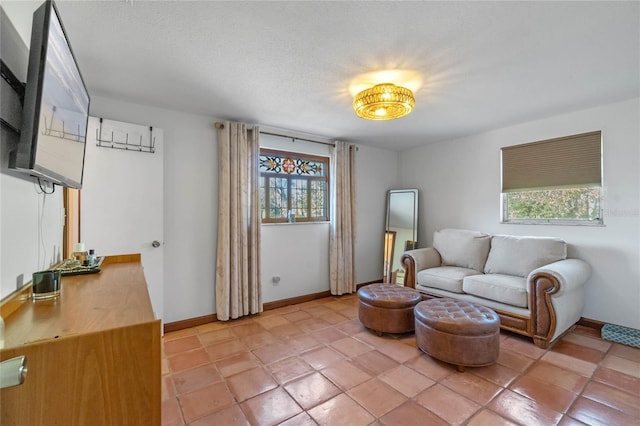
[{"x1": 0, "y1": 59, "x2": 25, "y2": 136}]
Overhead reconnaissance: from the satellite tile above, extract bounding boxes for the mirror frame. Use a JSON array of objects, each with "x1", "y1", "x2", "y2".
[{"x1": 383, "y1": 189, "x2": 418, "y2": 284}]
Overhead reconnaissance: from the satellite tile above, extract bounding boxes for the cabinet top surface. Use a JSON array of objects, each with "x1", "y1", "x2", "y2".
[{"x1": 1, "y1": 255, "x2": 157, "y2": 348}]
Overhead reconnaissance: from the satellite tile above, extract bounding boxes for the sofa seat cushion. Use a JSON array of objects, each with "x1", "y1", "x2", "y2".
[
  {"x1": 484, "y1": 235, "x2": 567, "y2": 277},
  {"x1": 433, "y1": 229, "x2": 491, "y2": 272},
  {"x1": 463, "y1": 274, "x2": 528, "y2": 308},
  {"x1": 417, "y1": 266, "x2": 480, "y2": 294}
]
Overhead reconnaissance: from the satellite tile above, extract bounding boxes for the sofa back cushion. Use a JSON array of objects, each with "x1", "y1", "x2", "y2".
[
  {"x1": 484, "y1": 234, "x2": 567, "y2": 277},
  {"x1": 433, "y1": 229, "x2": 492, "y2": 272}
]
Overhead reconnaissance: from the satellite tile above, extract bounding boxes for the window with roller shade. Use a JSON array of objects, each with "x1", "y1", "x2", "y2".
[{"x1": 501, "y1": 131, "x2": 603, "y2": 225}]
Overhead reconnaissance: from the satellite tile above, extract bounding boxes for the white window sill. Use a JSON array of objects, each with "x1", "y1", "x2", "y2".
[
  {"x1": 500, "y1": 219, "x2": 605, "y2": 226},
  {"x1": 261, "y1": 221, "x2": 330, "y2": 226}
]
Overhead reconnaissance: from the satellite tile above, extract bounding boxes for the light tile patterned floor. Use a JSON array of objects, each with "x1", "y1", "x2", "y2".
[{"x1": 161, "y1": 294, "x2": 640, "y2": 425}]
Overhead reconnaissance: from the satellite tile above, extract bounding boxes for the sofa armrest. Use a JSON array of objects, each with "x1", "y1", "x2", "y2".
[
  {"x1": 529, "y1": 258, "x2": 591, "y2": 294},
  {"x1": 401, "y1": 247, "x2": 441, "y2": 288},
  {"x1": 527, "y1": 258, "x2": 591, "y2": 347}
]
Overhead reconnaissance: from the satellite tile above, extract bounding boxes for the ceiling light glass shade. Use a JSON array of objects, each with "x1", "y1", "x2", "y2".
[{"x1": 353, "y1": 83, "x2": 415, "y2": 120}]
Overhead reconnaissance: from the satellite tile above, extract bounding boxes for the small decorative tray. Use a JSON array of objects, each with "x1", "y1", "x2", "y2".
[{"x1": 55, "y1": 256, "x2": 105, "y2": 276}]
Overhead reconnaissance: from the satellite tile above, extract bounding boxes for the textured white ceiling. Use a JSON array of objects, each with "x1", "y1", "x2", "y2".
[{"x1": 4, "y1": 1, "x2": 639, "y2": 151}]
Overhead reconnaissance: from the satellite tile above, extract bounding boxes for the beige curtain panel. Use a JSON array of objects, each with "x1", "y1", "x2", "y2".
[
  {"x1": 329, "y1": 141, "x2": 357, "y2": 295},
  {"x1": 215, "y1": 121, "x2": 262, "y2": 321},
  {"x1": 502, "y1": 131, "x2": 602, "y2": 192}
]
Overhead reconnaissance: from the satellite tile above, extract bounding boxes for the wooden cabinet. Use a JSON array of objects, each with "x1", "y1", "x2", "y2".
[{"x1": 1, "y1": 254, "x2": 161, "y2": 426}]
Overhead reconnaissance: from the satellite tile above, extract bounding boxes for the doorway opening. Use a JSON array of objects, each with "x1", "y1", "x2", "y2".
[{"x1": 63, "y1": 187, "x2": 81, "y2": 260}]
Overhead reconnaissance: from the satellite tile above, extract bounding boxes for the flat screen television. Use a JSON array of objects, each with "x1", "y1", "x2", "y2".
[{"x1": 9, "y1": 0, "x2": 90, "y2": 189}]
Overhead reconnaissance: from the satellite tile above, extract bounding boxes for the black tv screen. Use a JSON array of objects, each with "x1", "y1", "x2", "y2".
[{"x1": 10, "y1": 0, "x2": 90, "y2": 189}]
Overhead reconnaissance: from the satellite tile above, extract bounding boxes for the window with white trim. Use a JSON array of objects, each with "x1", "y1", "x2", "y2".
[
  {"x1": 501, "y1": 131, "x2": 603, "y2": 225},
  {"x1": 259, "y1": 148, "x2": 329, "y2": 223}
]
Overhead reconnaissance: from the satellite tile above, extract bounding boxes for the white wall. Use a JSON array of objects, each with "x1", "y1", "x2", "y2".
[
  {"x1": 400, "y1": 98, "x2": 640, "y2": 329},
  {"x1": 87, "y1": 98, "x2": 398, "y2": 322},
  {"x1": 0, "y1": 175, "x2": 64, "y2": 298},
  {"x1": 259, "y1": 134, "x2": 331, "y2": 302},
  {"x1": 355, "y1": 145, "x2": 401, "y2": 284},
  {"x1": 259, "y1": 135, "x2": 399, "y2": 302},
  {"x1": 262, "y1": 223, "x2": 330, "y2": 302}
]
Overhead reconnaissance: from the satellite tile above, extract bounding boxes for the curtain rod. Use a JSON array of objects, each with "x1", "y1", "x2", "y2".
[
  {"x1": 259, "y1": 130, "x2": 335, "y2": 147},
  {"x1": 215, "y1": 122, "x2": 334, "y2": 147}
]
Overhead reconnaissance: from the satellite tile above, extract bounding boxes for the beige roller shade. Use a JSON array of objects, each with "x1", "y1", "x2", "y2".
[{"x1": 501, "y1": 131, "x2": 602, "y2": 192}]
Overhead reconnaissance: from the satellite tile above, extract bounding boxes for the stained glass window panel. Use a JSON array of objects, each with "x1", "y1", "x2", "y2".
[
  {"x1": 259, "y1": 148, "x2": 329, "y2": 223},
  {"x1": 260, "y1": 153, "x2": 325, "y2": 176}
]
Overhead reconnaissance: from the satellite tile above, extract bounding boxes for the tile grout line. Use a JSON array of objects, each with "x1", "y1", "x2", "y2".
[{"x1": 162, "y1": 298, "x2": 639, "y2": 426}]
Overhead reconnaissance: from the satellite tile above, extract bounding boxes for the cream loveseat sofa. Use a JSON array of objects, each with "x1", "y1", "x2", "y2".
[{"x1": 401, "y1": 229, "x2": 591, "y2": 348}]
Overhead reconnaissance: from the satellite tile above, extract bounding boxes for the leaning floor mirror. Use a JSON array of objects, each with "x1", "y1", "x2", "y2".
[{"x1": 383, "y1": 189, "x2": 418, "y2": 285}]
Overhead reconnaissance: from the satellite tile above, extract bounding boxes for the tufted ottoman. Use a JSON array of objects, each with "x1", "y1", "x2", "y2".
[
  {"x1": 414, "y1": 298, "x2": 500, "y2": 371},
  {"x1": 358, "y1": 283, "x2": 422, "y2": 335}
]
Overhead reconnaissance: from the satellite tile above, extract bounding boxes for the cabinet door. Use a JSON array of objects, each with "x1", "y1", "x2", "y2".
[{"x1": 0, "y1": 322, "x2": 160, "y2": 425}]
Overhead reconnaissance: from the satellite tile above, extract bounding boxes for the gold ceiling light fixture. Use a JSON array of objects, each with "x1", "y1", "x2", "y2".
[{"x1": 353, "y1": 83, "x2": 415, "y2": 120}]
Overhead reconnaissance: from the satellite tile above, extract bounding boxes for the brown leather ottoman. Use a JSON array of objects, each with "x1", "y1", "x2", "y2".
[
  {"x1": 414, "y1": 298, "x2": 500, "y2": 371},
  {"x1": 358, "y1": 283, "x2": 422, "y2": 335}
]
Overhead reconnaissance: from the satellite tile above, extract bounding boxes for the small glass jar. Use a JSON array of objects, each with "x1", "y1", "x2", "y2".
[
  {"x1": 32, "y1": 270, "x2": 61, "y2": 300},
  {"x1": 87, "y1": 249, "x2": 96, "y2": 266}
]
